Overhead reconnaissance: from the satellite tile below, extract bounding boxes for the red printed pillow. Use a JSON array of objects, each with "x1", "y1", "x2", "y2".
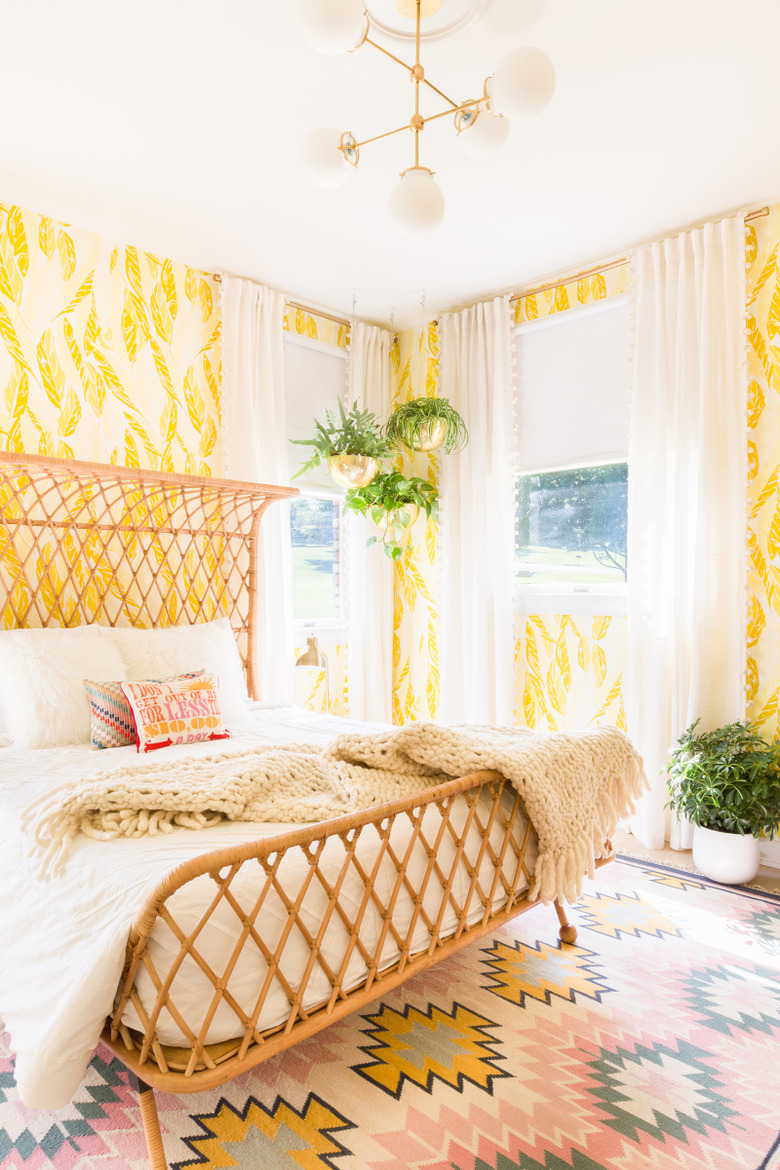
[{"x1": 120, "y1": 673, "x2": 230, "y2": 753}]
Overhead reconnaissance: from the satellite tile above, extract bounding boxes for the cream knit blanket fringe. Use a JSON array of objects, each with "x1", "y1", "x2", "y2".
[{"x1": 23, "y1": 723, "x2": 647, "y2": 902}]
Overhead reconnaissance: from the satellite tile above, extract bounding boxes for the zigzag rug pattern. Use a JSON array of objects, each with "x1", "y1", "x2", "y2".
[{"x1": 1, "y1": 858, "x2": 779, "y2": 1169}]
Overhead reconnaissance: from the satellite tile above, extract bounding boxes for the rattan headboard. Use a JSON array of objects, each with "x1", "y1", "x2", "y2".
[{"x1": 0, "y1": 452, "x2": 297, "y2": 699}]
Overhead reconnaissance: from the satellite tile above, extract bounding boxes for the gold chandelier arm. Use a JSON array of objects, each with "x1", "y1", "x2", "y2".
[
  {"x1": 349, "y1": 122, "x2": 413, "y2": 150},
  {"x1": 423, "y1": 97, "x2": 484, "y2": 125},
  {"x1": 364, "y1": 38, "x2": 413, "y2": 73},
  {"x1": 348, "y1": 98, "x2": 485, "y2": 154},
  {"x1": 364, "y1": 37, "x2": 461, "y2": 110}
]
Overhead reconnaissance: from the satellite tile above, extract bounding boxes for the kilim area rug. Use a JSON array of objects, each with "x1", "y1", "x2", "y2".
[{"x1": 1, "y1": 857, "x2": 779, "y2": 1170}]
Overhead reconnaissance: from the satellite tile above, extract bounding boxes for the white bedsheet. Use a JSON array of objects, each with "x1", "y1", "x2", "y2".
[{"x1": 0, "y1": 707, "x2": 534, "y2": 1110}]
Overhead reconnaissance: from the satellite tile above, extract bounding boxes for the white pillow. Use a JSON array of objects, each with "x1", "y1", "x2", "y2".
[
  {"x1": 101, "y1": 618, "x2": 249, "y2": 719},
  {"x1": 0, "y1": 625, "x2": 128, "y2": 749}
]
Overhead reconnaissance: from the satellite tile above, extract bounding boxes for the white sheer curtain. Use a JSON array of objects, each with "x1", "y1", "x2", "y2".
[
  {"x1": 626, "y1": 215, "x2": 747, "y2": 849},
  {"x1": 220, "y1": 276, "x2": 295, "y2": 704},
  {"x1": 346, "y1": 322, "x2": 394, "y2": 723},
  {"x1": 439, "y1": 296, "x2": 515, "y2": 726}
]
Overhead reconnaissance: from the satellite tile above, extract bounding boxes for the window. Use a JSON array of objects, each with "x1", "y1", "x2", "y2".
[
  {"x1": 284, "y1": 333, "x2": 348, "y2": 636},
  {"x1": 289, "y1": 495, "x2": 342, "y2": 625},
  {"x1": 513, "y1": 297, "x2": 630, "y2": 613},
  {"x1": 515, "y1": 462, "x2": 627, "y2": 586}
]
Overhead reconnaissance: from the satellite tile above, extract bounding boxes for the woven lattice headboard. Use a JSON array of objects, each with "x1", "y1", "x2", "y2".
[{"x1": 0, "y1": 452, "x2": 297, "y2": 699}]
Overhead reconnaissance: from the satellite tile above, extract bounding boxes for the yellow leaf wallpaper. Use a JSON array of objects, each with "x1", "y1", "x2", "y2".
[
  {"x1": 0, "y1": 203, "x2": 221, "y2": 475},
  {"x1": 514, "y1": 261, "x2": 630, "y2": 326},
  {"x1": 746, "y1": 205, "x2": 780, "y2": 738},
  {"x1": 2, "y1": 193, "x2": 778, "y2": 739},
  {"x1": 516, "y1": 613, "x2": 626, "y2": 732},
  {"x1": 283, "y1": 306, "x2": 348, "y2": 350},
  {"x1": 390, "y1": 324, "x2": 441, "y2": 723},
  {"x1": 391, "y1": 308, "x2": 629, "y2": 731}
]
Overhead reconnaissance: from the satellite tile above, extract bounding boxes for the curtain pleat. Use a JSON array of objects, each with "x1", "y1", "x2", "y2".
[
  {"x1": 439, "y1": 296, "x2": 515, "y2": 726},
  {"x1": 346, "y1": 322, "x2": 394, "y2": 723},
  {"x1": 221, "y1": 276, "x2": 295, "y2": 703},
  {"x1": 626, "y1": 216, "x2": 747, "y2": 848}
]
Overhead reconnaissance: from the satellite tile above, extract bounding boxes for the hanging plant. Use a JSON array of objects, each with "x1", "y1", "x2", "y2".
[
  {"x1": 291, "y1": 400, "x2": 394, "y2": 486},
  {"x1": 384, "y1": 395, "x2": 468, "y2": 453},
  {"x1": 344, "y1": 470, "x2": 438, "y2": 561}
]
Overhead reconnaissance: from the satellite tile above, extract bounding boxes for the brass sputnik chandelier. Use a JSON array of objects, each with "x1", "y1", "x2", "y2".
[{"x1": 299, "y1": 0, "x2": 555, "y2": 236}]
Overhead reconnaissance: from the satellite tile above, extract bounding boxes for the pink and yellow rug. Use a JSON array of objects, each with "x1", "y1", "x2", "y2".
[{"x1": 2, "y1": 858, "x2": 779, "y2": 1169}]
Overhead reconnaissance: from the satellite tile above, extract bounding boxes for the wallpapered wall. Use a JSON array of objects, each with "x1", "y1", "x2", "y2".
[
  {"x1": 391, "y1": 266, "x2": 631, "y2": 731},
  {"x1": 3, "y1": 195, "x2": 778, "y2": 735},
  {"x1": 0, "y1": 203, "x2": 221, "y2": 473},
  {"x1": 390, "y1": 324, "x2": 441, "y2": 723},
  {"x1": 746, "y1": 206, "x2": 780, "y2": 738},
  {"x1": 283, "y1": 305, "x2": 348, "y2": 351},
  {"x1": 0, "y1": 201, "x2": 350, "y2": 711}
]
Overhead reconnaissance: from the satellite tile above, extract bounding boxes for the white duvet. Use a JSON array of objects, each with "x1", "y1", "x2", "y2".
[{"x1": 0, "y1": 707, "x2": 534, "y2": 1111}]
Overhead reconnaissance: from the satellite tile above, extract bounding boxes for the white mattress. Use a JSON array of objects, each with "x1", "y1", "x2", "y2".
[{"x1": 0, "y1": 707, "x2": 534, "y2": 1110}]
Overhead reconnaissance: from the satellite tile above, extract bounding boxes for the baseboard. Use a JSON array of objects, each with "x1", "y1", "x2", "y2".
[{"x1": 759, "y1": 836, "x2": 780, "y2": 869}]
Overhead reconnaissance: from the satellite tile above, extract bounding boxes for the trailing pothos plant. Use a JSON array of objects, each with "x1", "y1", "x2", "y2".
[
  {"x1": 384, "y1": 395, "x2": 469, "y2": 453},
  {"x1": 290, "y1": 400, "x2": 394, "y2": 480},
  {"x1": 343, "y1": 470, "x2": 438, "y2": 561},
  {"x1": 665, "y1": 719, "x2": 780, "y2": 838}
]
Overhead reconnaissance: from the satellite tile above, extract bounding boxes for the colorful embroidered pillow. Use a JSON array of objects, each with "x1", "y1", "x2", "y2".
[
  {"x1": 120, "y1": 673, "x2": 231, "y2": 753},
  {"x1": 84, "y1": 679, "x2": 138, "y2": 749},
  {"x1": 84, "y1": 671, "x2": 207, "y2": 750}
]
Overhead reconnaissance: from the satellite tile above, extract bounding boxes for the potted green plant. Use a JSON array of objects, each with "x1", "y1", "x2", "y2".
[
  {"x1": 291, "y1": 400, "x2": 395, "y2": 488},
  {"x1": 343, "y1": 470, "x2": 438, "y2": 561},
  {"x1": 384, "y1": 395, "x2": 468, "y2": 453},
  {"x1": 665, "y1": 719, "x2": 780, "y2": 884}
]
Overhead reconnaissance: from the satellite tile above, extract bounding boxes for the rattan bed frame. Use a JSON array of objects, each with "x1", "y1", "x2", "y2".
[{"x1": 0, "y1": 451, "x2": 610, "y2": 1170}]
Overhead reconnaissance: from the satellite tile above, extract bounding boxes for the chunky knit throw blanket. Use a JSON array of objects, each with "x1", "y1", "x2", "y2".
[{"x1": 23, "y1": 722, "x2": 646, "y2": 901}]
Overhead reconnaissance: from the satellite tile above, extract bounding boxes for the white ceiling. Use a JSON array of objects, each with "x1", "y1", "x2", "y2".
[{"x1": 2, "y1": 0, "x2": 780, "y2": 328}]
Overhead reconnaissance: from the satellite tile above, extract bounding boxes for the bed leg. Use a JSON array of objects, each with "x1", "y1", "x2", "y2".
[
  {"x1": 554, "y1": 898, "x2": 578, "y2": 944},
  {"x1": 127, "y1": 1072, "x2": 168, "y2": 1170}
]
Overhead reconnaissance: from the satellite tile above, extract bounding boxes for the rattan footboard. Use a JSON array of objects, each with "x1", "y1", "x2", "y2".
[{"x1": 102, "y1": 768, "x2": 611, "y2": 1102}]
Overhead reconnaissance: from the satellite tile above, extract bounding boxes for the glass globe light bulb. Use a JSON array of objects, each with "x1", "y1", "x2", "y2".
[
  {"x1": 298, "y1": 0, "x2": 367, "y2": 54},
  {"x1": 487, "y1": 46, "x2": 555, "y2": 118},
  {"x1": 458, "y1": 109, "x2": 510, "y2": 159},
  {"x1": 302, "y1": 127, "x2": 352, "y2": 187},
  {"x1": 388, "y1": 168, "x2": 445, "y2": 237}
]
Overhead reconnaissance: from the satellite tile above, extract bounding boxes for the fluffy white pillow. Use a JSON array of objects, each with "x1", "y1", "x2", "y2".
[
  {"x1": 101, "y1": 618, "x2": 249, "y2": 719},
  {"x1": 0, "y1": 625, "x2": 128, "y2": 749}
]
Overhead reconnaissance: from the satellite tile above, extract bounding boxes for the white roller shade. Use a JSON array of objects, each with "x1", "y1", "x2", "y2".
[
  {"x1": 514, "y1": 297, "x2": 630, "y2": 472},
  {"x1": 284, "y1": 334, "x2": 348, "y2": 491}
]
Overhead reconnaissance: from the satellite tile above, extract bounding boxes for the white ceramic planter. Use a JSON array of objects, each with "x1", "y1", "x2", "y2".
[{"x1": 692, "y1": 824, "x2": 760, "y2": 885}]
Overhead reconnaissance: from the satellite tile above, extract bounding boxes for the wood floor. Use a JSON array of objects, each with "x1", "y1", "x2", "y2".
[{"x1": 612, "y1": 828, "x2": 780, "y2": 895}]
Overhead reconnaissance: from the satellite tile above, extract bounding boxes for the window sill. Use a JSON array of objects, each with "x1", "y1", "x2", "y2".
[
  {"x1": 294, "y1": 621, "x2": 349, "y2": 646},
  {"x1": 514, "y1": 586, "x2": 627, "y2": 616}
]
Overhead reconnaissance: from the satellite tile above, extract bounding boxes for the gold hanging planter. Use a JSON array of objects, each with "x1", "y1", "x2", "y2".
[
  {"x1": 412, "y1": 418, "x2": 448, "y2": 451},
  {"x1": 327, "y1": 453, "x2": 380, "y2": 488}
]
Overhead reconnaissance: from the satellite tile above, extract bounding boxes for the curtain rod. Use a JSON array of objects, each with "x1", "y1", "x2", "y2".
[
  {"x1": 514, "y1": 257, "x2": 629, "y2": 303},
  {"x1": 285, "y1": 300, "x2": 351, "y2": 329},
  {"x1": 511, "y1": 206, "x2": 770, "y2": 304}
]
